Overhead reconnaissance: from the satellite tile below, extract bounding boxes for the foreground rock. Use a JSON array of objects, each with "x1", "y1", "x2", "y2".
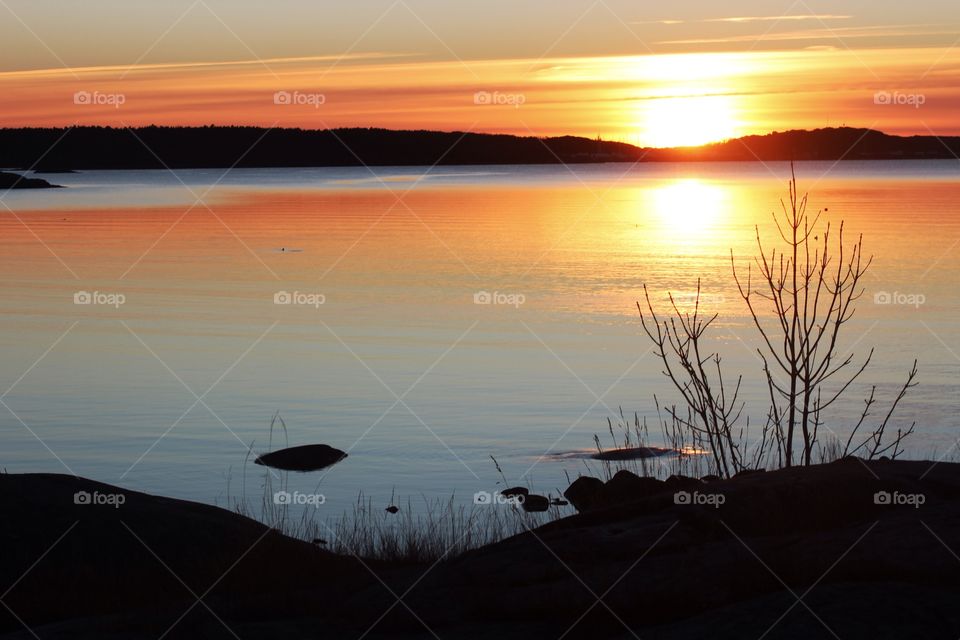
[
  {"x1": 564, "y1": 475, "x2": 604, "y2": 511},
  {"x1": 254, "y1": 444, "x2": 347, "y2": 471},
  {"x1": 0, "y1": 171, "x2": 61, "y2": 189},
  {"x1": 4, "y1": 459, "x2": 960, "y2": 639},
  {"x1": 0, "y1": 473, "x2": 370, "y2": 638},
  {"x1": 563, "y1": 469, "x2": 701, "y2": 512}
]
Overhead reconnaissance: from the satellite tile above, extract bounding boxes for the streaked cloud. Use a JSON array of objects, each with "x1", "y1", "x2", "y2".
[
  {"x1": 661, "y1": 24, "x2": 954, "y2": 45},
  {"x1": 630, "y1": 20, "x2": 684, "y2": 25},
  {"x1": 706, "y1": 14, "x2": 852, "y2": 23},
  {"x1": 632, "y1": 15, "x2": 851, "y2": 26}
]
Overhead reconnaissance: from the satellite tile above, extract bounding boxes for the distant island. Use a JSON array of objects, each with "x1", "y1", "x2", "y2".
[
  {"x1": 0, "y1": 170, "x2": 60, "y2": 189},
  {"x1": 1, "y1": 126, "x2": 958, "y2": 170}
]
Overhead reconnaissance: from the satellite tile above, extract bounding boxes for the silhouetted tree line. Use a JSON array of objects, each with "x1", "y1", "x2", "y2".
[
  {"x1": 649, "y1": 127, "x2": 960, "y2": 161},
  {"x1": 0, "y1": 126, "x2": 640, "y2": 170},
  {"x1": 1, "y1": 126, "x2": 956, "y2": 170}
]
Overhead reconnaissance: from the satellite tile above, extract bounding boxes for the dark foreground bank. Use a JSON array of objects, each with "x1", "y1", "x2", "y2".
[{"x1": 2, "y1": 458, "x2": 959, "y2": 639}]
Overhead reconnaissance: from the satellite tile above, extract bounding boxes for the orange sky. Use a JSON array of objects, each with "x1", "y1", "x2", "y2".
[{"x1": 1, "y1": 1, "x2": 958, "y2": 147}]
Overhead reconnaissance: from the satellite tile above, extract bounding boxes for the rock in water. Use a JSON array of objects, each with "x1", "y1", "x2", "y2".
[
  {"x1": 522, "y1": 494, "x2": 550, "y2": 512},
  {"x1": 590, "y1": 446, "x2": 671, "y2": 461},
  {"x1": 254, "y1": 444, "x2": 347, "y2": 472},
  {"x1": 500, "y1": 486, "x2": 529, "y2": 499}
]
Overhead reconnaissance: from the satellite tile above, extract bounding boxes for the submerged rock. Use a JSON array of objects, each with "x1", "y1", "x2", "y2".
[
  {"x1": 254, "y1": 444, "x2": 347, "y2": 472},
  {"x1": 590, "y1": 446, "x2": 672, "y2": 461}
]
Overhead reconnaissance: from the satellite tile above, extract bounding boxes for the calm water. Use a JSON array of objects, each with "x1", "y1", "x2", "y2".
[{"x1": 1, "y1": 160, "x2": 958, "y2": 517}]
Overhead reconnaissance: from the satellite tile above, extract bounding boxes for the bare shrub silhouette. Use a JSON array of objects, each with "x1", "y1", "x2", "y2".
[{"x1": 640, "y1": 165, "x2": 918, "y2": 476}]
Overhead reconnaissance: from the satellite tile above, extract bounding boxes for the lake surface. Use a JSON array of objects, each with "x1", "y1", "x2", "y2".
[{"x1": 1, "y1": 160, "x2": 958, "y2": 520}]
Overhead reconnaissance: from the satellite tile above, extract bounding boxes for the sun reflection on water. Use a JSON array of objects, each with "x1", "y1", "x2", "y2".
[{"x1": 650, "y1": 179, "x2": 729, "y2": 240}]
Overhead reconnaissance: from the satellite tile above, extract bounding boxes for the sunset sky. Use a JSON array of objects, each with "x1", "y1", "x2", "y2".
[{"x1": 1, "y1": 0, "x2": 958, "y2": 147}]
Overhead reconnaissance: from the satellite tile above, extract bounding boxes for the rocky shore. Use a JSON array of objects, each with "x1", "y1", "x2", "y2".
[{"x1": 2, "y1": 458, "x2": 959, "y2": 639}]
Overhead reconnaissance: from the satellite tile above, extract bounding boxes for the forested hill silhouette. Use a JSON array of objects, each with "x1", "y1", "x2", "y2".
[
  {"x1": 2, "y1": 126, "x2": 958, "y2": 170},
  {"x1": 647, "y1": 127, "x2": 960, "y2": 161},
  {"x1": 0, "y1": 127, "x2": 637, "y2": 170}
]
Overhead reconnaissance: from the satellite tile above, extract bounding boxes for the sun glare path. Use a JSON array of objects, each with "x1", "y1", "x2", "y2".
[{"x1": 650, "y1": 179, "x2": 728, "y2": 238}]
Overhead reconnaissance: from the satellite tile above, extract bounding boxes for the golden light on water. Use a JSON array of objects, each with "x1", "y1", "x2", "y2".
[{"x1": 650, "y1": 179, "x2": 729, "y2": 238}]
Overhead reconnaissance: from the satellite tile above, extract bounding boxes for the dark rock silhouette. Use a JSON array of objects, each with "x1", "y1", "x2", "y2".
[
  {"x1": 599, "y1": 470, "x2": 669, "y2": 507},
  {"x1": 0, "y1": 473, "x2": 367, "y2": 636},
  {"x1": 254, "y1": 444, "x2": 347, "y2": 471},
  {"x1": 590, "y1": 446, "x2": 672, "y2": 460},
  {"x1": 665, "y1": 474, "x2": 703, "y2": 492},
  {"x1": 563, "y1": 475, "x2": 605, "y2": 511},
  {"x1": 521, "y1": 494, "x2": 550, "y2": 512},
  {"x1": 500, "y1": 486, "x2": 529, "y2": 498},
  {"x1": 564, "y1": 472, "x2": 703, "y2": 513},
  {"x1": 4, "y1": 459, "x2": 960, "y2": 638}
]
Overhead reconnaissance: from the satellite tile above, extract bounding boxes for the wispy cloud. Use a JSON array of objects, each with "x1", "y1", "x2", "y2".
[
  {"x1": 0, "y1": 52, "x2": 418, "y2": 79},
  {"x1": 632, "y1": 15, "x2": 851, "y2": 26},
  {"x1": 662, "y1": 24, "x2": 953, "y2": 45},
  {"x1": 630, "y1": 19, "x2": 684, "y2": 25},
  {"x1": 706, "y1": 14, "x2": 852, "y2": 23}
]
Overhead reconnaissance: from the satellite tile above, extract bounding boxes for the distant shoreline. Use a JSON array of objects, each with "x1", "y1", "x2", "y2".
[{"x1": 2, "y1": 126, "x2": 958, "y2": 172}]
